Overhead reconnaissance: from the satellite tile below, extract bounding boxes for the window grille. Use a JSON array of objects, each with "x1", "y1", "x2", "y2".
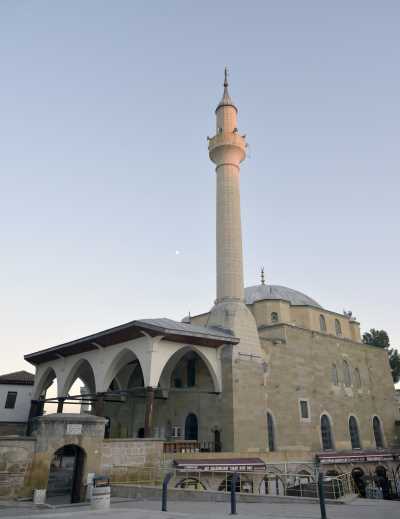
[
  {"x1": 4, "y1": 391, "x2": 17, "y2": 409},
  {"x1": 321, "y1": 414, "x2": 333, "y2": 450},
  {"x1": 267, "y1": 412, "x2": 276, "y2": 451},
  {"x1": 349, "y1": 416, "x2": 361, "y2": 449}
]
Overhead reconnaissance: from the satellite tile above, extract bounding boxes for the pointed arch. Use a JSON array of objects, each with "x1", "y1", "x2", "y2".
[
  {"x1": 334, "y1": 319, "x2": 342, "y2": 337},
  {"x1": 184, "y1": 413, "x2": 198, "y2": 440},
  {"x1": 61, "y1": 358, "x2": 96, "y2": 396},
  {"x1": 349, "y1": 415, "x2": 361, "y2": 449},
  {"x1": 33, "y1": 366, "x2": 59, "y2": 399},
  {"x1": 103, "y1": 348, "x2": 144, "y2": 392},
  {"x1": 373, "y1": 415, "x2": 385, "y2": 448},
  {"x1": 343, "y1": 359, "x2": 352, "y2": 387},
  {"x1": 320, "y1": 413, "x2": 334, "y2": 450},
  {"x1": 156, "y1": 345, "x2": 221, "y2": 393},
  {"x1": 319, "y1": 315, "x2": 327, "y2": 332}
]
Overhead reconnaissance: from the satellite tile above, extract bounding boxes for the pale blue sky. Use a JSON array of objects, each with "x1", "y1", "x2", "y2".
[{"x1": 1, "y1": 1, "x2": 399, "y2": 376}]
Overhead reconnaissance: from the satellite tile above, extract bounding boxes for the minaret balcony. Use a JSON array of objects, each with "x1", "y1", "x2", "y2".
[{"x1": 208, "y1": 132, "x2": 247, "y2": 165}]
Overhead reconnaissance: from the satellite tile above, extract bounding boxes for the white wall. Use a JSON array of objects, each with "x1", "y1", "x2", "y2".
[{"x1": 0, "y1": 384, "x2": 32, "y2": 423}]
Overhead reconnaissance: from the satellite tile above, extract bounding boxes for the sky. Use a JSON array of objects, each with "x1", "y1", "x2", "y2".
[{"x1": 1, "y1": 1, "x2": 399, "y2": 382}]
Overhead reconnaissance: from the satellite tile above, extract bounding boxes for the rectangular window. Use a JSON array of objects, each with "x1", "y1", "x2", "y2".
[
  {"x1": 5, "y1": 391, "x2": 17, "y2": 409},
  {"x1": 187, "y1": 359, "x2": 196, "y2": 387},
  {"x1": 299, "y1": 400, "x2": 309, "y2": 420}
]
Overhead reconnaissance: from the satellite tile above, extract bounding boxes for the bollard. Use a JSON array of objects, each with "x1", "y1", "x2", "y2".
[
  {"x1": 161, "y1": 472, "x2": 173, "y2": 512},
  {"x1": 230, "y1": 472, "x2": 239, "y2": 515},
  {"x1": 318, "y1": 472, "x2": 327, "y2": 519}
]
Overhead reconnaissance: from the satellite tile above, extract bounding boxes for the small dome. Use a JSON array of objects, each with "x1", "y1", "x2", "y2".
[{"x1": 245, "y1": 284, "x2": 322, "y2": 309}]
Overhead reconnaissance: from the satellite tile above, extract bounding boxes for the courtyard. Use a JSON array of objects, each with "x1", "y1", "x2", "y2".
[{"x1": 0, "y1": 498, "x2": 399, "y2": 519}]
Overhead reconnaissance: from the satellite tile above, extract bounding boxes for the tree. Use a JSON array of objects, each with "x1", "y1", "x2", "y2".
[
  {"x1": 362, "y1": 328, "x2": 400, "y2": 384},
  {"x1": 389, "y1": 348, "x2": 400, "y2": 384},
  {"x1": 362, "y1": 329, "x2": 390, "y2": 349}
]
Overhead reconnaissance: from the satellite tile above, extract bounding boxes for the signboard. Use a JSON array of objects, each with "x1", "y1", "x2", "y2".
[
  {"x1": 177, "y1": 464, "x2": 263, "y2": 472},
  {"x1": 66, "y1": 423, "x2": 82, "y2": 435},
  {"x1": 174, "y1": 458, "x2": 266, "y2": 473}
]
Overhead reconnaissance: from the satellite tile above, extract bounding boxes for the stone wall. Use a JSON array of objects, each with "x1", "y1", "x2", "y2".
[
  {"x1": 0, "y1": 437, "x2": 35, "y2": 498},
  {"x1": 260, "y1": 325, "x2": 399, "y2": 452},
  {"x1": 101, "y1": 438, "x2": 164, "y2": 481},
  {"x1": 0, "y1": 417, "x2": 164, "y2": 500},
  {"x1": 0, "y1": 422, "x2": 27, "y2": 436}
]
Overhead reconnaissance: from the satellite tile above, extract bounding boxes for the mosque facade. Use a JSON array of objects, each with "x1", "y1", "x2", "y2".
[{"x1": 24, "y1": 72, "x2": 400, "y2": 484}]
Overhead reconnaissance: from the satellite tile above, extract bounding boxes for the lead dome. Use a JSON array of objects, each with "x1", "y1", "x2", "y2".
[{"x1": 244, "y1": 284, "x2": 322, "y2": 308}]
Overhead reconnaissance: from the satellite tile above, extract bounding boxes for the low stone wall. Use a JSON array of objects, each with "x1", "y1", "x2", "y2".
[
  {"x1": 0, "y1": 423, "x2": 28, "y2": 436},
  {"x1": 0, "y1": 437, "x2": 35, "y2": 499},
  {"x1": 101, "y1": 439, "x2": 164, "y2": 482}
]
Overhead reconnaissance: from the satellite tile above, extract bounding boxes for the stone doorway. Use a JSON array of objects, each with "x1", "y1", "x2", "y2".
[{"x1": 47, "y1": 444, "x2": 85, "y2": 504}]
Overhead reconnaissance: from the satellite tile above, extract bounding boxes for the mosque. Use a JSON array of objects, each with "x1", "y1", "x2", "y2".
[{"x1": 24, "y1": 71, "x2": 399, "y2": 485}]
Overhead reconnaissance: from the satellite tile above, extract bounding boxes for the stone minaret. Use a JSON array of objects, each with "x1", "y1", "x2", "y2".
[
  {"x1": 207, "y1": 69, "x2": 261, "y2": 354},
  {"x1": 207, "y1": 71, "x2": 265, "y2": 452},
  {"x1": 209, "y1": 68, "x2": 246, "y2": 304}
]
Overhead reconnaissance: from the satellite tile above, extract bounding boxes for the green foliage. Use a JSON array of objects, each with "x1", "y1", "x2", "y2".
[
  {"x1": 362, "y1": 328, "x2": 400, "y2": 384},
  {"x1": 389, "y1": 348, "x2": 400, "y2": 384},
  {"x1": 362, "y1": 329, "x2": 390, "y2": 349}
]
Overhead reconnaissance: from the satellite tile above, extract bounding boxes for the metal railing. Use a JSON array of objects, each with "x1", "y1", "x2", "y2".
[{"x1": 110, "y1": 466, "x2": 354, "y2": 500}]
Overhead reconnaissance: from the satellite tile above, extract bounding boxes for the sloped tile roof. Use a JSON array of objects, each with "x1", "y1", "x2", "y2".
[{"x1": 0, "y1": 370, "x2": 34, "y2": 385}]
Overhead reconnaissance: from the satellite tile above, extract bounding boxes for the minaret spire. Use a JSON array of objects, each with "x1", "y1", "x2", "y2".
[{"x1": 216, "y1": 66, "x2": 237, "y2": 113}]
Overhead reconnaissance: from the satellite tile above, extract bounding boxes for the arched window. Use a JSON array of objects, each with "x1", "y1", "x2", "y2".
[
  {"x1": 184, "y1": 413, "x2": 198, "y2": 441},
  {"x1": 267, "y1": 412, "x2": 276, "y2": 452},
  {"x1": 321, "y1": 414, "x2": 334, "y2": 450},
  {"x1": 271, "y1": 312, "x2": 279, "y2": 323},
  {"x1": 331, "y1": 364, "x2": 339, "y2": 385},
  {"x1": 354, "y1": 368, "x2": 361, "y2": 389},
  {"x1": 349, "y1": 416, "x2": 361, "y2": 449},
  {"x1": 335, "y1": 319, "x2": 342, "y2": 336},
  {"x1": 343, "y1": 360, "x2": 352, "y2": 387},
  {"x1": 319, "y1": 315, "x2": 327, "y2": 332},
  {"x1": 373, "y1": 416, "x2": 384, "y2": 448}
]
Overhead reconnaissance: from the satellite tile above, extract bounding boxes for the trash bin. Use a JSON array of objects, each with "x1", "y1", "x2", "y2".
[
  {"x1": 33, "y1": 488, "x2": 46, "y2": 504},
  {"x1": 91, "y1": 475, "x2": 110, "y2": 510}
]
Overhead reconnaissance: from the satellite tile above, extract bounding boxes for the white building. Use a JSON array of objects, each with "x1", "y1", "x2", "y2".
[{"x1": 0, "y1": 371, "x2": 34, "y2": 435}]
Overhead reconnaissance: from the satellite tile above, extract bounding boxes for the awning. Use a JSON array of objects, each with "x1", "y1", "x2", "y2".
[{"x1": 174, "y1": 457, "x2": 266, "y2": 472}]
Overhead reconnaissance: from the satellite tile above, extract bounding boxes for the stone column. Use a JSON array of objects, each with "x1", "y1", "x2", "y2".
[
  {"x1": 56, "y1": 397, "x2": 65, "y2": 414},
  {"x1": 144, "y1": 387, "x2": 155, "y2": 438},
  {"x1": 26, "y1": 400, "x2": 44, "y2": 435},
  {"x1": 93, "y1": 394, "x2": 104, "y2": 417}
]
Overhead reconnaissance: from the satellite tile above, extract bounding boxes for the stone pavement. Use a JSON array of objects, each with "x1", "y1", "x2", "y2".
[{"x1": 0, "y1": 498, "x2": 399, "y2": 519}]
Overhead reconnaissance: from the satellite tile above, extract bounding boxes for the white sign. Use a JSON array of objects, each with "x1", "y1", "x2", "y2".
[{"x1": 66, "y1": 423, "x2": 82, "y2": 435}]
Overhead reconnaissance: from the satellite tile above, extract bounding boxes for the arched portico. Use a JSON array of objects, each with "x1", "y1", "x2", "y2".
[{"x1": 25, "y1": 318, "x2": 234, "y2": 442}]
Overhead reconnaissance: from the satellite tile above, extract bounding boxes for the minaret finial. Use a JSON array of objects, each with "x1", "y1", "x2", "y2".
[
  {"x1": 261, "y1": 267, "x2": 265, "y2": 285},
  {"x1": 224, "y1": 67, "x2": 228, "y2": 88}
]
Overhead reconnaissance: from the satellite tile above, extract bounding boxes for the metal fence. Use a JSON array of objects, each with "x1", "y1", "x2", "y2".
[{"x1": 110, "y1": 466, "x2": 354, "y2": 500}]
